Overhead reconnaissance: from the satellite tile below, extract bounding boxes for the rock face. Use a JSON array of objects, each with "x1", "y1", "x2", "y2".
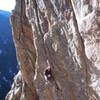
[{"x1": 6, "y1": 0, "x2": 100, "y2": 100}]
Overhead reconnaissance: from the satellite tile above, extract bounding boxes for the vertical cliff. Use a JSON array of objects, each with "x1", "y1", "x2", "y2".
[{"x1": 6, "y1": 0, "x2": 100, "y2": 100}]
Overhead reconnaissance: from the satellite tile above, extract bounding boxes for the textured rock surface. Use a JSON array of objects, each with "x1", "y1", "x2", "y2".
[{"x1": 6, "y1": 0, "x2": 100, "y2": 100}]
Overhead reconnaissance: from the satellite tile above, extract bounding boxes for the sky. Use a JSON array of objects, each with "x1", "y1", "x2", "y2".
[{"x1": 0, "y1": 0, "x2": 16, "y2": 12}]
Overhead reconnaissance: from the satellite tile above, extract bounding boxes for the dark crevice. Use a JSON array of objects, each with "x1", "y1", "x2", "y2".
[{"x1": 32, "y1": 0, "x2": 44, "y2": 38}]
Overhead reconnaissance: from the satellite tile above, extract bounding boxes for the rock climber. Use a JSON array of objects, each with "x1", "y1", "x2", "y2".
[
  {"x1": 44, "y1": 60, "x2": 60, "y2": 90},
  {"x1": 44, "y1": 60, "x2": 53, "y2": 81}
]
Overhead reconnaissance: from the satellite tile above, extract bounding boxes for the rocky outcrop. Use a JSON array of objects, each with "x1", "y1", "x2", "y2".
[
  {"x1": 6, "y1": 71, "x2": 22, "y2": 100},
  {"x1": 6, "y1": 0, "x2": 100, "y2": 100}
]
